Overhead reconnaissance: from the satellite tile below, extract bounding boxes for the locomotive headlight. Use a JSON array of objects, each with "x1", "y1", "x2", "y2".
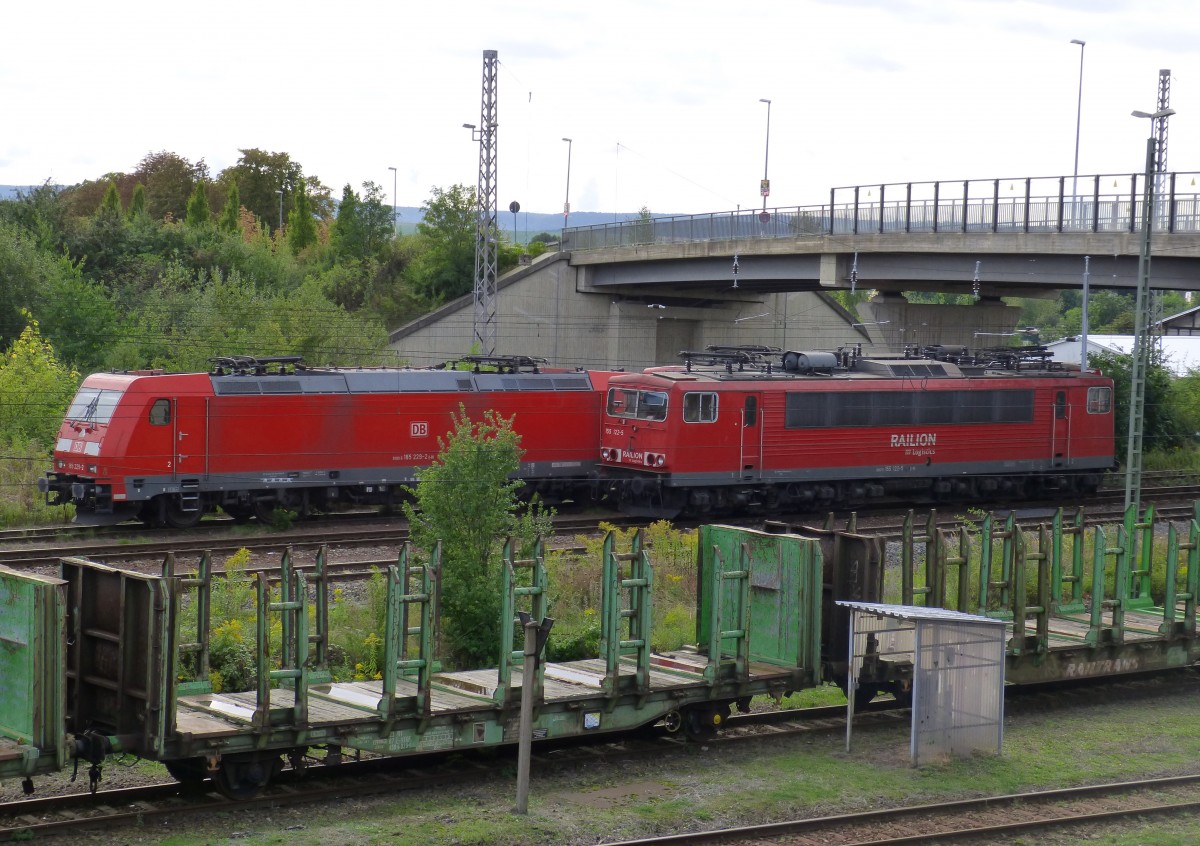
[
  {"x1": 87, "y1": 465, "x2": 98, "y2": 474},
  {"x1": 601, "y1": 448, "x2": 612, "y2": 461},
  {"x1": 656, "y1": 454, "x2": 666, "y2": 467}
]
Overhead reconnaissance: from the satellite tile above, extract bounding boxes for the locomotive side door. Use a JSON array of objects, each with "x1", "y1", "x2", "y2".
[
  {"x1": 740, "y1": 393, "x2": 762, "y2": 480},
  {"x1": 1051, "y1": 389, "x2": 1069, "y2": 468},
  {"x1": 172, "y1": 395, "x2": 209, "y2": 479}
]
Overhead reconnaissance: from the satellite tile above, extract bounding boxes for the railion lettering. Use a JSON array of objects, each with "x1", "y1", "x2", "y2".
[{"x1": 890, "y1": 433, "x2": 937, "y2": 448}]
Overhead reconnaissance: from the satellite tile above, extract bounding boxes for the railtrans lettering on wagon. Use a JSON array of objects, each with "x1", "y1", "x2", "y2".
[
  {"x1": 1063, "y1": 657, "x2": 1141, "y2": 678},
  {"x1": 890, "y1": 433, "x2": 937, "y2": 448}
]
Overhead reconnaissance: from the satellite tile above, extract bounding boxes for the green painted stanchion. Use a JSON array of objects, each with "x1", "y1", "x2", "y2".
[
  {"x1": 600, "y1": 530, "x2": 653, "y2": 697},
  {"x1": 253, "y1": 568, "x2": 311, "y2": 730},
  {"x1": 1053, "y1": 507, "x2": 1087, "y2": 613},
  {"x1": 382, "y1": 542, "x2": 437, "y2": 723},
  {"x1": 1009, "y1": 529, "x2": 1050, "y2": 655},
  {"x1": 496, "y1": 537, "x2": 549, "y2": 706},
  {"x1": 901, "y1": 511, "x2": 914, "y2": 605},
  {"x1": 978, "y1": 512, "x2": 1014, "y2": 620},
  {"x1": 701, "y1": 540, "x2": 748, "y2": 686},
  {"x1": 943, "y1": 525, "x2": 972, "y2": 613},
  {"x1": 900, "y1": 510, "x2": 941, "y2": 606},
  {"x1": 1159, "y1": 520, "x2": 1199, "y2": 639},
  {"x1": 1127, "y1": 503, "x2": 1156, "y2": 611},
  {"x1": 171, "y1": 550, "x2": 213, "y2": 696}
]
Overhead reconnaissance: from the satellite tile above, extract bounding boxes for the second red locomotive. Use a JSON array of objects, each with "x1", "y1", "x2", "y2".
[{"x1": 599, "y1": 344, "x2": 1115, "y2": 515}]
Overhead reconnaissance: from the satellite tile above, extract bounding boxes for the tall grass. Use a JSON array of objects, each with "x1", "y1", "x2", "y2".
[{"x1": 0, "y1": 439, "x2": 73, "y2": 527}]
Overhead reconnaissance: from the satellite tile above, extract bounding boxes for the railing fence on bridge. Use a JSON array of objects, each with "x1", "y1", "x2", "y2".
[{"x1": 561, "y1": 172, "x2": 1200, "y2": 251}]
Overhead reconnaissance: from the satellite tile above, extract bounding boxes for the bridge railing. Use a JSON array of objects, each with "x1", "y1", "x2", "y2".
[{"x1": 561, "y1": 172, "x2": 1200, "y2": 251}]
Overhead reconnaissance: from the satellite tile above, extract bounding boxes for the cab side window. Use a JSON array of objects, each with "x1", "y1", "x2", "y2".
[
  {"x1": 149, "y1": 399, "x2": 172, "y2": 426},
  {"x1": 1086, "y1": 386, "x2": 1112, "y2": 414},
  {"x1": 684, "y1": 392, "x2": 718, "y2": 423}
]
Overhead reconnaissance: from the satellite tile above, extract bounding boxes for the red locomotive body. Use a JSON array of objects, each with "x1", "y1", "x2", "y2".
[
  {"x1": 41, "y1": 356, "x2": 615, "y2": 526},
  {"x1": 599, "y1": 345, "x2": 1115, "y2": 515}
]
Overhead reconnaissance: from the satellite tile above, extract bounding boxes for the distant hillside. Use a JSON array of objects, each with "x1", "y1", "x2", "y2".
[
  {"x1": 0, "y1": 188, "x2": 644, "y2": 234},
  {"x1": 394, "y1": 206, "x2": 644, "y2": 239}
]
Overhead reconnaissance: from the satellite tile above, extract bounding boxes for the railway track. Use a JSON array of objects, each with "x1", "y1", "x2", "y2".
[
  {"x1": 3, "y1": 480, "x2": 1199, "y2": 574},
  {"x1": 592, "y1": 775, "x2": 1200, "y2": 845},
  {"x1": 1, "y1": 674, "x2": 1192, "y2": 843}
]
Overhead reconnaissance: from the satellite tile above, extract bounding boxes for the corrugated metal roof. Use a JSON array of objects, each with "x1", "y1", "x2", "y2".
[{"x1": 835, "y1": 601, "x2": 1007, "y2": 626}]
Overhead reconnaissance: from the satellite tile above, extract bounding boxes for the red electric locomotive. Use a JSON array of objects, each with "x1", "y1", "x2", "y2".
[
  {"x1": 599, "y1": 344, "x2": 1115, "y2": 515},
  {"x1": 40, "y1": 355, "x2": 615, "y2": 526}
]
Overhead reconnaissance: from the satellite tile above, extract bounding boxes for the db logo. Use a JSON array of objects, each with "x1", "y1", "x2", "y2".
[{"x1": 410, "y1": 422, "x2": 429, "y2": 437}]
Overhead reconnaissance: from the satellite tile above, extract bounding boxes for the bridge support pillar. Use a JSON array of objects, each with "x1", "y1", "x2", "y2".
[{"x1": 855, "y1": 295, "x2": 1023, "y2": 352}]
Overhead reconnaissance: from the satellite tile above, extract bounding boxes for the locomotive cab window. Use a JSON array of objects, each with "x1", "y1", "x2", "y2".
[
  {"x1": 64, "y1": 387, "x2": 122, "y2": 425},
  {"x1": 1087, "y1": 386, "x2": 1112, "y2": 414},
  {"x1": 684, "y1": 392, "x2": 718, "y2": 423},
  {"x1": 149, "y1": 399, "x2": 171, "y2": 426},
  {"x1": 606, "y1": 388, "x2": 668, "y2": 421}
]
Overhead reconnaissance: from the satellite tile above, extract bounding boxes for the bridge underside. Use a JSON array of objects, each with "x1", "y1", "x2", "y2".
[
  {"x1": 574, "y1": 232, "x2": 1200, "y2": 298},
  {"x1": 581, "y1": 252, "x2": 1200, "y2": 297}
]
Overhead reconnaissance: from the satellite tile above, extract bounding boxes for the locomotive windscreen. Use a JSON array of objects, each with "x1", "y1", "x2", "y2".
[{"x1": 64, "y1": 387, "x2": 123, "y2": 424}]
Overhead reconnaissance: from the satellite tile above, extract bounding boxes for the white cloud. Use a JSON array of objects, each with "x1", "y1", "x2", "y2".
[{"x1": 2, "y1": 0, "x2": 1197, "y2": 215}]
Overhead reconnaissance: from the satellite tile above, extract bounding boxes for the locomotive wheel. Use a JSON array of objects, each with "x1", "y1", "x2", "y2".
[
  {"x1": 221, "y1": 504, "x2": 254, "y2": 523},
  {"x1": 252, "y1": 498, "x2": 280, "y2": 523},
  {"x1": 213, "y1": 752, "x2": 282, "y2": 800},
  {"x1": 163, "y1": 498, "x2": 203, "y2": 529}
]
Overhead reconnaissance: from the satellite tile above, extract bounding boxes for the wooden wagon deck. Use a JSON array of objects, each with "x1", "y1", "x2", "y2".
[{"x1": 172, "y1": 650, "x2": 798, "y2": 740}]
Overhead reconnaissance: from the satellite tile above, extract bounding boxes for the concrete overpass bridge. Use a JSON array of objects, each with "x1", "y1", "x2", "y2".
[
  {"x1": 390, "y1": 171, "x2": 1200, "y2": 371},
  {"x1": 561, "y1": 171, "x2": 1200, "y2": 296}
]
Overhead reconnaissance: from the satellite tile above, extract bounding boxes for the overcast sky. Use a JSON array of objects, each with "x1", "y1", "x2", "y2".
[{"x1": 3, "y1": 0, "x2": 1197, "y2": 218}]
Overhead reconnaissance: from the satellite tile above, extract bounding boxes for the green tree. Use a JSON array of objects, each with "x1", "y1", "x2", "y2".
[
  {"x1": 185, "y1": 182, "x2": 213, "y2": 228},
  {"x1": 219, "y1": 181, "x2": 241, "y2": 233},
  {"x1": 406, "y1": 184, "x2": 477, "y2": 303},
  {"x1": 98, "y1": 181, "x2": 123, "y2": 220},
  {"x1": 217, "y1": 149, "x2": 333, "y2": 234},
  {"x1": 128, "y1": 183, "x2": 148, "y2": 220},
  {"x1": 0, "y1": 314, "x2": 79, "y2": 445},
  {"x1": 330, "y1": 184, "x2": 363, "y2": 260},
  {"x1": 402, "y1": 407, "x2": 529, "y2": 668},
  {"x1": 134, "y1": 150, "x2": 209, "y2": 222},
  {"x1": 1090, "y1": 348, "x2": 1188, "y2": 457},
  {"x1": 286, "y1": 183, "x2": 318, "y2": 253}
]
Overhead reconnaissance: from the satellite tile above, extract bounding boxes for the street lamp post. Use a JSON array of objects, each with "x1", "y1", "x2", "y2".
[
  {"x1": 759, "y1": 98, "x2": 771, "y2": 213},
  {"x1": 562, "y1": 137, "x2": 573, "y2": 227},
  {"x1": 1125, "y1": 106, "x2": 1177, "y2": 511},
  {"x1": 1070, "y1": 39, "x2": 1087, "y2": 367},
  {"x1": 387, "y1": 166, "x2": 397, "y2": 234},
  {"x1": 1070, "y1": 40, "x2": 1086, "y2": 216}
]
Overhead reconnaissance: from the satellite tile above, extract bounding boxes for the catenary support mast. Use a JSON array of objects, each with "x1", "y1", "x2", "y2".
[{"x1": 472, "y1": 50, "x2": 500, "y2": 355}]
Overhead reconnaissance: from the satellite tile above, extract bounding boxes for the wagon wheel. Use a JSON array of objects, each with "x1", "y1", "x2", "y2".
[
  {"x1": 685, "y1": 702, "x2": 730, "y2": 738},
  {"x1": 163, "y1": 497, "x2": 203, "y2": 529},
  {"x1": 163, "y1": 757, "x2": 209, "y2": 786},
  {"x1": 213, "y1": 752, "x2": 281, "y2": 800},
  {"x1": 853, "y1": 684, "x2": 880, "y2": 710}
]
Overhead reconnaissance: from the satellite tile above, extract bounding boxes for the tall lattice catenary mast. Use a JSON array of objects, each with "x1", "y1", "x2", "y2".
[{"x1": 471, "y1": 50, "x2": 500, "y2": 355}]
